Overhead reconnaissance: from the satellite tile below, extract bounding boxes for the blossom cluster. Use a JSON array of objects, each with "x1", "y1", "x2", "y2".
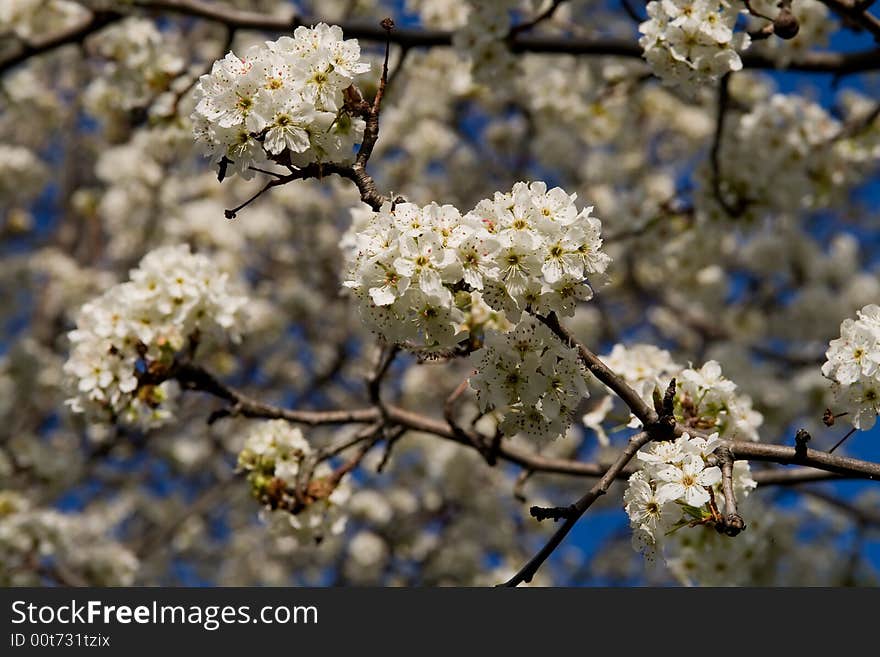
[
  {"x1": 822, "y1": 304, "x2": 880, "y2": 430},
  {"x1": 699, "y1": 93, "x2": 877, "y2": 218},
  {"x1": 624, "y1": 432, "x2": 756, "y2": 562},
  {"x1": 343, "y1": 181, "x2": 610, "y2": 349},
  {"x1": 63, "y1": 245, "x2": 248, "y2": 429},
  {"x1": 588, "y1": 344, "x2": 763, "y2": 442},
  {"x1": 662, "y1": 496, "x2": 781, "y2": 585},
  {"x1": 238, "y1": 420, "x2": 350, "y2": 545},
  {"x1": 343, "y1": 181, "x2": 609, "y2": 443},
  {"x1": 191, "y1": 24, "x2": 370, "y2": 180},
  {"x1": 0, "y1": 490, "x2": 138, "y2": 586},
  {"x1": 469, "y1": 317, "x2": 588, "y2": 443},
  {"x1": 451, "y1": 1, "x2": 519, "y2": 86},
  {"x1": 676, "y1": 360, "x2": 763, "y2": 441},
  {"x1": 84, "y1": 17, "x2": 185, "y2": 120},
  {"x1": 0, "y1": 144, "x2": 48, "y2": 205},
  {"x1": 639, "y1": 0, "x2": 749, "y2": 93}
]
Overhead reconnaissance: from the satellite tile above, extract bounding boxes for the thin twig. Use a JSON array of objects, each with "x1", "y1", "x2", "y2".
[
  {"x1": 508, "y1": 0, "x2": 567, "y2": 37},
  {"x1": 502, "y1": 431, "x2": 652, "y2": 586},
  {"x1": 717, "y1": 447, "x2": 745, "y2": 536},
  {"x1": 169, "y1": 364, "x2": 880, "y2": 482},
  {"x1": 829, "y1": 427, "x2": 858, "y2": 453},
  {"x1": 710, "y1": 74, "x2": 747, "y2": 218}
]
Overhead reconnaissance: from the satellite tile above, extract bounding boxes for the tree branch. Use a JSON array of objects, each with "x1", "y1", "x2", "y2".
[
  {"x1": 508, "y1": 0, "x2": 567, "y2": 37},
  {"x1": 7, "y1": 2, "x2": 880, "y2": 75},
  {"x1": 502, "y1": 431, "x2": 653, "y2": 586}
]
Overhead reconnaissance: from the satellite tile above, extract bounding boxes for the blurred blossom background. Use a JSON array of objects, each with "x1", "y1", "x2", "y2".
[{"x1": 1, "y1": 0, "x2": 879, "y2": 586}]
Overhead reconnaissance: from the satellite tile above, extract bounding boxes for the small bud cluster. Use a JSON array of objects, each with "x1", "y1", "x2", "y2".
[
  {"x1": 238, "y1": 420, "x2": 350, "y2": 545},
  {"x1": 192, "y1": 24, "x2": 370, "y2": 180}
]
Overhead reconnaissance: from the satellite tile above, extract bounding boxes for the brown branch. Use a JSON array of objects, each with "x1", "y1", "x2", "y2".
[
  {"x1": 176, "y1": 363, "x2": 378, "y2": 426},
  {"x1": 226, "y1": 159, "x2": 388, "y2": 216},
  {"x1": 535, "y1": 313, "x2": 880, "y2": 482},
  {"x1": 8, "y1": 1, "x2": 880, "y2": 75},
  {"x1": 502, "y1": 431, "x2": 653, "y2": 586},
  {"x1": 829, "y1": 426, "x2": 858, "y2": 453},
  {"x1": 537, "y1": 312, "x2": 658, "y2": 426},
  {"x1": 752, "y1": 467, "x2": 842, "y2": 485},
  {"x1": 511, "y1": 373, "x2": 677, "y2": 585},
  {"x1": 443, "y1": 379, "x2": 494, "y2": 463},
  {"x1": 724, "y1": 439, "x2": 880, "y2": 479},
  {"x1": 367, "y1": 343, "x2": 399, "y2": 423},
  {"x1": 320, "y1": 421, "x2": 383, "y2": 460},
  {"x1": 354, "y1": 17, "x2": 394, "y2": 171},
  {"x1": 376, "y1": 426, "x2": 407, "y2": 472}
]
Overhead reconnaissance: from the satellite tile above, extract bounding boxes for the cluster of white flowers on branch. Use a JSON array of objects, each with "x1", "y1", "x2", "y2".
[
  {"x1": 699, "y1": 92, "x2": 878, "y2": 219},
  {"x1": 343, "y1": 181, "x2": 609, "y2": 442},
  {"x1": 0, "y1": 490, "x2": 138, "y2": 586},
  {"x1": 84, "y1": 17, "x2": 185, "y2": 121},
  {"x1": 238, "y1": 420, "x2": 350, "y2": 545},
  {"x1": 823, "y1": 304, "x2": 880, "y2": 430},
  {"x1": 639, "y1": 0, "x2": 749, "y2": 93},
  {"x1": 63, "y1": 245, "x2": 248, "y2": 429},
  {"x1": 192, "y1": 24, "x2": 370, "y2": 181},
  {"x1": 624, "y1": 432, "x2": 756, "y2": 563},
  {"x1": 587, "y1": 344, "x2": 763, "y2": 443},
  {"x1": 452, "y1": 1, "x2": 519, "y2": 86},
  {"x1": 343, "y1": 181, "x2": 610, "y2": 349},
  {"x1": 0, "y1": 0, "x2": 89, "y2": 41},
  {"x1": 469, "y1": 317, "x2": 588, "y2": 443}
]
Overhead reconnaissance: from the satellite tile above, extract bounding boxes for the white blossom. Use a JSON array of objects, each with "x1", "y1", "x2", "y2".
[
  {"x1": 823, "y1": 305, "x2": 880, "y2": 431},
  {"x1": 192, "y1": 24, "x2": 369, "y2": 179},
  {"x1": 63, "y1": 245, "x2": 248, "y2": 429},
  {"x1": 639, "y1": 0, "x2": 749, "y2": 93}
]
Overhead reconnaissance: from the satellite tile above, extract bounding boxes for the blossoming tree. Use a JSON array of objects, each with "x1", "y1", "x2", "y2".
[{"x1": 2, "y1": 0, "x2": 880, "y2": 587}]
